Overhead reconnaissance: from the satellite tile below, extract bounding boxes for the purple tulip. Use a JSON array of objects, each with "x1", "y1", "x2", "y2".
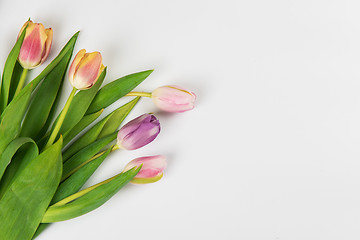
[{"x1": 117, "y1": 114, "x2": 160, "y2": 150}]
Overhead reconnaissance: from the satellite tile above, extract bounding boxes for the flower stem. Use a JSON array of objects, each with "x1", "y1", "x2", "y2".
[
  {"x1": 44, "y1": 88, "x2": 77, "y2": 149},
  {"x1": 14, "y1": 68, "x2": 29, "y2": 97},
  {"x1": 61, "y1": 144, "x2": 120, "y2": 182},
  {"x1": 126, "y1": 91, "x2": 152, "y2": 98}
]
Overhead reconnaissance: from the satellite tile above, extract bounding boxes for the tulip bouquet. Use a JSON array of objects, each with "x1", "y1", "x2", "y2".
[{"x1": 0, "y1": 19, "x2": 196, "y2": 240}]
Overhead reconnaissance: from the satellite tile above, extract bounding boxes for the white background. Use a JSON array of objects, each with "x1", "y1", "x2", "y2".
[{"x1": 1, "y1": 0, "x2": 360, "y2": 239}]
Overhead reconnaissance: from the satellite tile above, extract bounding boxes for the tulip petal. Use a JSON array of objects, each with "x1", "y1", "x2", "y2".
[
  {"x1": 117, "y1": 114, "x2": 150, "y2": 141},
  {"x1": 68, "y1": 49, "x2": 86, "y2": 85},
  {"x1": 17, "y1": 20, "x2": 32, "y2": 39},
  {"x1": 40, "y1": 28, "x2": 53, "y2": 65}
]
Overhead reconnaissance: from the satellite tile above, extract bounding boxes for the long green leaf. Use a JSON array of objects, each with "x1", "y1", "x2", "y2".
[
  {"x1": 42, "y1": 166, "x2": 140, "y2": 223},
  {"x1": 62, "y1": 109, "x2": 104, "y2": 146},
  {"x1": 21, "y1": 35, "x2": 76, "y2": 140},
  {"x1": 0, "y1": 85, "x2": 32, "y2": 156},
  {"x1": 86, "y1": 70, "x2": 153, "y2": 114},
  {"x1": 0, "y1": 137, "x2": 38, "y2": 181},
  {"x1": 55, "y1": 147, "x2": 112, "y2": 204},
  {"x1": 0, "y1": 138, "x2": 38, "y2": 199},
  {"x1": 62, "y1": 112, "x2": 113, "y2": 162},
  {"x1": 8, "y1": 62, "x2": 24, "y2": 102},
  {"x1": 0, "y1": 137, "x2": 62, "y2": 240},
  {"x1": 62, "y1": 132, "x2": 117, "y2": 179},
  {"x1": 0, "y1": 26, "x2": 26, "y2": 113}
]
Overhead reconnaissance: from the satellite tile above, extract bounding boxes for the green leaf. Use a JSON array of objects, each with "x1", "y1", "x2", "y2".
[
  {"x1": 0, "y1": 138, "x2": 38, "y2": 199},
  {"x1": 62, "y1": 112, "x2": 113, "y2": 162},
  {"x1": 42, "y1": 166, "x2": 140, "y2": 223},
  {"x1": 86, "y1": 70, "x2": 153, "y2": 114},
  {"x1": 54, "y1": 147, "x2": 112, "y2": 204},
  {"x1": 62, "y1": 97, "x2": 138, "y2": 162},
  {"x1": 8, "y1": 62, "x2": 24, "y2": 102},
  {"x1": 20, "y1": 37, "x2": 76, "y2": 140},
  {"x1": 0, "y1": 137, "x2": 63, "y2": 240},
  {"x1": 0, "y1": 85, "x2": 32, "y2": 156},
  {"x1": 34, "y1": 146, "x2": 112, "y2": 239},
  {"x1": 62, "y1": 132, "x2": 117, "y2": 179},
  {"x1": 62, "y1": 109, "x2": 104, "y2": 146},
  {"x1": 0, "y1": 137, "x2": 38, "y2": 181},
  {"x1": 0, "y1": 26, "x2": 26, "y2": 113}
]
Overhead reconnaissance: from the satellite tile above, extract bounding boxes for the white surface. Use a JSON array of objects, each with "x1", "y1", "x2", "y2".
[{"x1": 1, "y1": 0, "x2": 360, "y2": 239}]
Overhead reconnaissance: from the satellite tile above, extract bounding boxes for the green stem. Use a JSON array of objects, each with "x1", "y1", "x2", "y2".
[
  {"x1": 44, "y1": 88, "x2": 77, "y2": 149},
  {"x1": 126, "y1": 91, "x2": 152, "y2": 98},
  {"x1": 14, "y1": 68, "x2": 29, "y2": 97}
]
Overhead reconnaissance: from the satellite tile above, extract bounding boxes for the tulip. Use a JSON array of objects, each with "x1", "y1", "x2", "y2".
[
  {"x1": 117, "y1": 114, "x2": 160, "y2": 150},
  {"x1": 18, "y1": 20, "x2": 53, "y2": 69},
  {"x1": 68, "y1": 49, "x2": 105, "y2": 90},
  {"x1": 123, "y1": 155, "x2": 167, "y2": 184},
  {"x1": 152, "y1": 85, "x2": 196, "y2": 112}
]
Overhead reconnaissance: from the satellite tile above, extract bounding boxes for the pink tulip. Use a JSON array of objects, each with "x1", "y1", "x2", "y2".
[
  {"x1": 18, "y1": 20, "x2": 53, "y2": 69},
  {"x1": 152, "y1": 85, "x2": 196, "y2": 112},
  {"x1": 123, "y1": 155, "x2": 167, "y2": 184},
  {"x1": 68, "y1": 49, "x2": 105, "y2": 90}
]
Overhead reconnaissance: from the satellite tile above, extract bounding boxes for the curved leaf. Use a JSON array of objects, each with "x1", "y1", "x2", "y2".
[
  {"x1": 0, "y1": 137, "x2": 38, "y2": 181},
  {"x1": 0, "y1": 138, "x2": 38, "y2": 199},
  {"x1": 0, "y1": 137, "x2": 63, "y2": 240}
]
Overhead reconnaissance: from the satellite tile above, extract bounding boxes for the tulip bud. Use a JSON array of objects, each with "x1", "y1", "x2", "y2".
[
  {"x1": 68, "y1": 49, "x2": 105, "y2": 90},
  {"x1": 117, "y1": 114, "x2": 160, "y2": 150},
  {"x1": 18, "y1": 20, "x2": 53, "y2": 69},
  {"x1": 123, "y1": 155, "x2": 167, "y2": 184},
  {"x1": 151, "y1": 85, "x2": 196, "y2": 112}
]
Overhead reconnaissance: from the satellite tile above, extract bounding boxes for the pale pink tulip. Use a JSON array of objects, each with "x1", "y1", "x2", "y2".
[
  {"x1": 123, "y1": 155, "x2": 167, "y2": 184},
  {"x1": 152, "y1": 85, "x2": 196, "y2": 112}
]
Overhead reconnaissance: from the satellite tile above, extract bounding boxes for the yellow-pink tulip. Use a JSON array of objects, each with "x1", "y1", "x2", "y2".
[
  {"x1": 18, "y1": 20, "x2": 53, "y2": 69},
  {"x1": 68, "y1": 49, "x2": 105, "y2": 90}
]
